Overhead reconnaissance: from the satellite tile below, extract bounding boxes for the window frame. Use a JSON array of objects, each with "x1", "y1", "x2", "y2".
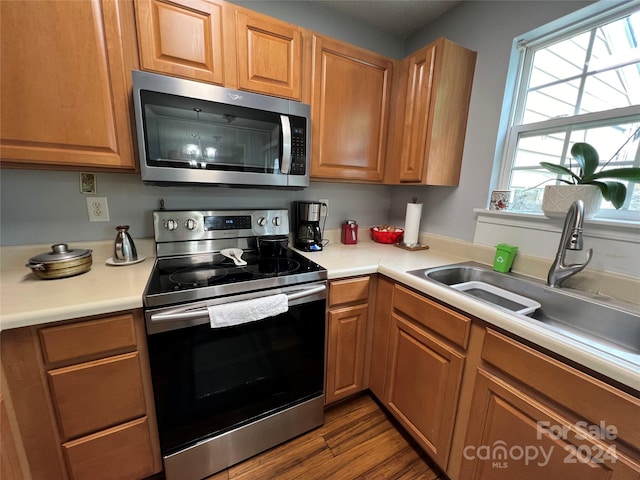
[{"x1": 494, "y1": 0, "x2": 640, "y2": 221}]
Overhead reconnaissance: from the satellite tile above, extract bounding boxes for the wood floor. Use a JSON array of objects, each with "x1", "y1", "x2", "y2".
[{"x1": 205, "y1": 393, "x2": 445, "y2": 480}]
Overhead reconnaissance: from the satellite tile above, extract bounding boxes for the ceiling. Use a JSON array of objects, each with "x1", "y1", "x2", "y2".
[{"x1": 313, "y1": 0, "x2": 461, "y2": 38}]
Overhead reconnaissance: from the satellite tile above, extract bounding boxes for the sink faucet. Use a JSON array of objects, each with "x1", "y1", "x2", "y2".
[{"x1": 547, "y1": 200, "x2": 593, "y2": 287}]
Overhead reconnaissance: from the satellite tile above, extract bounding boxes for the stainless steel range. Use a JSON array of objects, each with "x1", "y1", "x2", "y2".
[{"x1": 143, "y1": 208, "x2": 327, "y2": 480}]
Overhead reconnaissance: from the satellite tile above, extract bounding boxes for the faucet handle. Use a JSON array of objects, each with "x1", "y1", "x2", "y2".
[
  {"x1": 567, "y1": 248, "x2": 593, "y2": 269},
  {"x1": 584, "y1": 247, "x2": 594, "y2": 266}
]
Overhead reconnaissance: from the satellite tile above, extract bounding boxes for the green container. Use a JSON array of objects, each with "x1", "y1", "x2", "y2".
[{"x1": 493, "y1": 243, "x2": 518, "y2": 272}]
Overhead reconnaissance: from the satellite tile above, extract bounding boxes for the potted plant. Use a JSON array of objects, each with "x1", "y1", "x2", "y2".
[{"x1": 539, "y1": 141, "x2": 640, "y2": 218}]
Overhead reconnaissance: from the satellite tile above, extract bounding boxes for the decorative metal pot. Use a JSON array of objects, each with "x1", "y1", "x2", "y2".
[{"x1": 27, "y1": 244, "x2": 92, "y2": 279}]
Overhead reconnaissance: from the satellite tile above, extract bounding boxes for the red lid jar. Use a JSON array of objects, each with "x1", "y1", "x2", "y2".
[{"x1": 341, "y1": 220, "x2": 358, "y2": 245}]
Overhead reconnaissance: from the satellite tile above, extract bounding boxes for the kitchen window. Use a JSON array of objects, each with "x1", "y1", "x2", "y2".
[{"x1": 496, "y1": 3, "x2": 640, "y2": 221}]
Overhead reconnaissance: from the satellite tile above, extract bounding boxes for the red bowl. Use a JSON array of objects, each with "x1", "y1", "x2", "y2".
[{"x1": 370, "y1": 227, "x2": 404, "y2": 244}]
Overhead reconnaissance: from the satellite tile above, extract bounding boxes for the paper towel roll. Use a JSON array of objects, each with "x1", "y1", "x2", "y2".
[{"x1": 403, "y1": 202, "x2": 422, "y2": 245}]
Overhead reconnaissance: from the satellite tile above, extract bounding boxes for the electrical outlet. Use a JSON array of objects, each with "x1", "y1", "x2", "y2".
[
  {"x1": 318, "y1": 198, "x2": 329, "y2": 217},
  {"x1": 87, "y1": 197, "x2": 110, "y2": 222}
]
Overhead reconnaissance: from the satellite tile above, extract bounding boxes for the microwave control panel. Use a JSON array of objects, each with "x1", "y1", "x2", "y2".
[{"x1": 289, "y1": 120, "x2": 306, "y2": 175}]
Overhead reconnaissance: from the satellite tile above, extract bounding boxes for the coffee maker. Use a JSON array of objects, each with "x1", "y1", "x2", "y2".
[{"x1": 294, "y1": 201, "x2": 323, "y2": 251}]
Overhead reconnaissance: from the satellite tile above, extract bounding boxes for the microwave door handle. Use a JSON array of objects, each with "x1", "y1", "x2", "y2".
[
  {"x1": 280, "y1": 115, "x2": 291, "y2": 174},
  {"x1": 149, "y1": 284, "x2": 326, "y2": 323}
]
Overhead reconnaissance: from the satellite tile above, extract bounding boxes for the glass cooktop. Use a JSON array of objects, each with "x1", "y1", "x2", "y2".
[{"x1": 144, "y1": 249, "x2": 326, "y2": 308}]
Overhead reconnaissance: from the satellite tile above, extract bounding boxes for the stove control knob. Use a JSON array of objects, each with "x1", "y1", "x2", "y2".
[
  {"x1": 164, "y1": 219, "x2": 178, "y2": 231},
  {"x1": 272, "y1": 216, "x2": 282, "y2": 226},
  {"x1": 184, "y1": 218, "x2": 197, "y2": 230},
  {"x1": 257, "y1": 217, "x2": 267, "y2": 227}
]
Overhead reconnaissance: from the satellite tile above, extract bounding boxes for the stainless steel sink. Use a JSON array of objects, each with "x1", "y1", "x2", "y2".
[{"x1": 409, "y1": 262, "x2": 640, "y2": 355}]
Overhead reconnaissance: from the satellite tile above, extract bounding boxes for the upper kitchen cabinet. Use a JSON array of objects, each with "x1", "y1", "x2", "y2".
[
  {"x1": 386, "y1": 38, "x2": 476, "y2": 185},
  {"x1": 233, "y1": 7, "x2": 304, "y2": 100},
  {"x1": 134, "y1": 0, "x2": 226, "y2": 85},
  {"x1": 0, "y1": 0, "x2": 138, "y2": 170},
  {"x1": 134, "y1": 0, "x2": 304, "y2": 100},
  {"x1": 310, "y1": 34, "x2": 393, "y2": 182}
]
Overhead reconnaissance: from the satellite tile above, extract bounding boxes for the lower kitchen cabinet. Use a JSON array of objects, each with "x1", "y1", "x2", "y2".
[
  {"x1": 63, "y1": 417, "x2": 156, "y2": 480},
  {"x1": 325, "y1": 275, "x2": 372, "y2": 405},
  {"x1": 370, "y1": 276, "x2": 640, "y2": 480},
  {"x1": 461, "y1": 368, "x2": 640, "y2": 479},
  {"x1": 459, "y1": 329, "x2": 640, "y2": 479},
  {"x1": 383, "y1": 284, "x2": 470, "y2": 470},
  {"x1": 48, "y1": 352, "x2": 147, "y2": 442},
  {"x1": 0, "y1": 390, "x2": 29, "y2": 480},
  {"x1": 0, "y1": 310, "x2": 162, "y2": 480},
  {"x1": 368, "y1": 275, "x2": 394, "y2": 399}
]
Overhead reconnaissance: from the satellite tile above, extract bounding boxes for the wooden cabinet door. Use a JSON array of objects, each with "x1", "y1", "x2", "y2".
[
  {"x1": 425, "y1": 39, "x2": 476, "y2": 186},
  {"x1": 368, "y1": 276, "x2": 394, "y2": 400},
  {"x1": 482, "y1": 329, "x2": 640, "y2": 453},
  {"x1": 311, "y1": 35, "x2": 393, "y2": 182},
  {"x1": 398, "y1": 46, "x2": 435, "y2": 182},
  {"x1": 135, "y1": 0, "x2": 225, "y2": 85},
  {"x1": 234, "y1": 9, "x2": 303, "y2": 99},
  {"x1": 1, "y1": 393, "x2": 29, "y2": 480},
  {"x1": 0, "y1": 0, "x2": 138, "y2": 170},
  {"x1": 384, "y1": 314, "x2": 465, "y2": 470},
  {"x1": 325, "y1": 304, "x2": 369, "y2": 405},
  {"x1": 388, "y1": 38, "x2": 476, "y2": 186},
  {"x1": 460, "y1": 369, "x2": 640, "y2": 479}
]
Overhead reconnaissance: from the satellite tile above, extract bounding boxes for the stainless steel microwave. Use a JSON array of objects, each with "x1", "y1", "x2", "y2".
[{"x1": 132, "y1": 70, "x2": 310, "y2": 188}]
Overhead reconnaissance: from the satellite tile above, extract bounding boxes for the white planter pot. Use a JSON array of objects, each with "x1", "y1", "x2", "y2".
[{"x1": 542, "y1": 185, "x2": 602, "y2": 218}]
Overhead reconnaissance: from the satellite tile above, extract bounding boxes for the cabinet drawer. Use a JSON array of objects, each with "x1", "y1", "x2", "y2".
[
  {"x1": 39, "y1": 314, "x2": 137, "y2": 364},
  {"x1": 393, "y1": 285, "x2": 470, "y2": 349},
  {"x1": 482, "y1": 329, "x2": 640, "y2": 451},
  {"x1": 48, "y1": 352, "x2": 146, "y2": 441},
  {"x1": 329, "y1": 276, "x2": 370, "y2": 307},
  {"x1": 63, "y1": 417, "x2": 155, "y2": 480}
]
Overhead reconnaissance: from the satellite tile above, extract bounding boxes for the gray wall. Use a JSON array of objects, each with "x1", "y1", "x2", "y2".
[
  {"x1": 227, "y1": 0, "x2": 404, "y2": 58},
  {"x1": 388, "y1": 1, "x2": 593, "y2": 241},
  {"x1": 0, "y1": 170, "x2": 391, "y2": 245},
  {"x1": 0, "y1": 1, "x2": 594, "y2": 246},
  {"x1": 0, "y1": 1, "x2": 401, "y2": 247}
]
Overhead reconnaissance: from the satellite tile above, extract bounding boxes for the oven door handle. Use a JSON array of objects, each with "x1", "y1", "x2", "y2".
[
  {"x1": 286, "y1": 284, "x2": 325, "y2": 301},
  {"x1": 149, "y1": 284, "x2": 326, "y2": 323}
]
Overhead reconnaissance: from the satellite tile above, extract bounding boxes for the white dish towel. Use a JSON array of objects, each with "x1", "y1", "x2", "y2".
[{"x1": 208, "y1": 294, "x2": 289, "y2": 328}]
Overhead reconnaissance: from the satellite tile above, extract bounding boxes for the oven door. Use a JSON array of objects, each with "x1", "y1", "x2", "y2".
[{"x1": 145, "y1": 282, "x2": 326, "y2": 457}]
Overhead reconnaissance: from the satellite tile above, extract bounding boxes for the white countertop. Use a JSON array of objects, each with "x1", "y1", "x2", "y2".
[
  {"x1": 0, "y1": 240, "x2": 156, "y2": 331},
  {"x1": 1, "y1": 236, "x2": 638, "y2": 391},
  {"x1": 296, "y1": 238, "x2": 640, "y2": 392}
]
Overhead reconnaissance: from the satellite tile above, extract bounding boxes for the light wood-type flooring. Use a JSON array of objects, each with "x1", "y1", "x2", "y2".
[{"x1": 205, "y1": 393, "x2": 445, "y2": 480}]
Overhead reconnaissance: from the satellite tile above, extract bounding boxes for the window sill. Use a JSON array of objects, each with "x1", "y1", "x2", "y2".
[
  {"x1": 473, "y1": 209, "x2": 640, "y2": 234},
  {"x1": 473, "y1": 209, "x2": 639, "y2": 277}
]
